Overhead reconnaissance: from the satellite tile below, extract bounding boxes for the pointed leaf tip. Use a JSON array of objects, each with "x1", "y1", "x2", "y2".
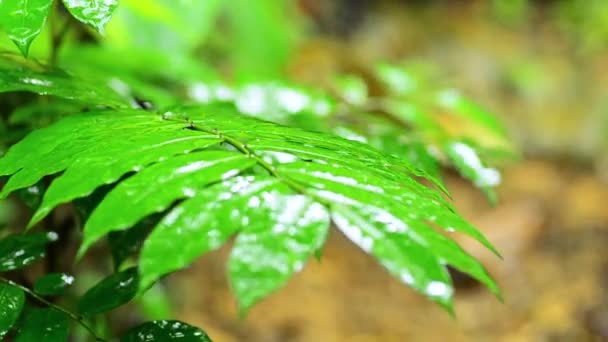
[
  {"x1": 62, "y1": 0, "x2": 118, "y2": 34},
  {"x1": 0, "y1": 0, "x2": 54, "y2": 57}
]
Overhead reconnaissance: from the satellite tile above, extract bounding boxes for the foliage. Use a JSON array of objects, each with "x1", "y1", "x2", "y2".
[{"x1": 0, "y1": 1, "x2": 510, "y2": 340}]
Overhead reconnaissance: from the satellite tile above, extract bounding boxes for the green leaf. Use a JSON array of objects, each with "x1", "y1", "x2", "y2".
[
  {"x1": 444, "y1": 141, "x2": 500, "y2": 203},
  {"x1": 78, "y1": 267, "x2": 139, "y2": 316},
  {"x1": 139, "y1": 176, "x2": 281, "y2": 291},
  {"x1": 228, "y1": 191, "x2": 330, "y2": 311},
  {"x1": 14, "y1": 308, "x2": 69, "y2": 342},
  {"x1": 0, "y1": 282, "x2": 25, "y2": 338},
  {"x1": 0, "y1": 53, "x2": 129, "y2": 106},
  {"x1": 0, "y1": 232, "x2": 57, "y2": 272},
  {"x1": 62, "y1": 0, "x2": 118, "y2": 34},
  {"x1": 333, "y1": 75, "x2": 368, "y2": 106},
  {"x1": 0, "y1": 105, "x2": 501, "y2": 311},
  {"x1": 0, "y1": 0, "x2": 53, "y2": 56},
  {"x1": 121, "y1": 320, "x2": 212, "y2": 342},
  {"x1": 79, "y1": 150, "x2": 256, "y2": 256},
  {"x1": 108, "y1": 215, "x2": 159, "y2": 271},
  {"x1": 34, "y1": 273, "x2": 74, "y2": 296}
]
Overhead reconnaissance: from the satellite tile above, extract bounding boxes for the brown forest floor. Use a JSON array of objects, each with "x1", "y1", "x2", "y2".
[
  {"x1": 173, "y1": 159, "x2": 608, "y2": 341},
  {"x1": 170, "y1": 3, "x2": 608, "y2": 341}
]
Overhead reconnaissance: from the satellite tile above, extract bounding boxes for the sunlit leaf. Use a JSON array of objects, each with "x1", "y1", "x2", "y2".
[
  {"x1": 62, "y1": 0, "x2": 118, "y2": 34},
  {"x1": 228, "y1": 191, "x2": 330, "y2": 311},
  {"x1": 0, "y1": 104, "x2": 500, "y2": 311},
  {"x1": 121, "y1": 320, "x2": 212, "y2": 342},
  {"x1": 78, "y1": 267, "x2": 139, "y2": 316},
  {"x1": 0, "y1": 282, "x2": 25, "y2": 338},
  {"x1": 14, "y1": 308, "x2": 69, "y2": 342},
  {"x1": 444, "y1": 141, "x2": 501, "y2": 203},
  {"x1": 0, "y1": 52, "x2": 129, "y2": 106},
  {"x1": 0, "y1": 0, "x2": 53, "y2": 56}
]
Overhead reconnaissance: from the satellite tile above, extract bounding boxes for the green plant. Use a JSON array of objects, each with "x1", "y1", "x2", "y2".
[{"x1": 0, "y1": 1, "x2": 510, "y2": 340}]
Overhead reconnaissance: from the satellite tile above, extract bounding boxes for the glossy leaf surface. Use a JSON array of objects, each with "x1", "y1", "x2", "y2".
[
  {"x1": 62, "y1": 0, "x2": 118, "y2": 34},
  {"x1": 80, "y1": 150, "x2": 255, "y2": 255},
  {"x1": 0, "y1": 0, "x2": 53, "y2": 56},
  {"x1": 0, "y1": 53, "x2": 128, "y2": 106},
  {"x1": 14, "y1": 308, "x2": 69, "y2": 342},
  {"x1": 78, "y1": 267, "x2": 139, "y2": 316},
  {"x1": 34, "y1": 273, "x2": 74, "y2": 296},
  {"x1": 0, "y1": 232, "x2": 57, "y2": 272},
  {"x1": 228, "y1": 191, "x2": 330, "y2": 310},
  {"x1": 0, "y1": 105, "x2": 500, "y2": 310},
  {"x1": 121, "y1": 320, "x2": 212, "y2": 342},
  {"x1": 0, "y1": 282, "x2": 25, "y2": 338}
]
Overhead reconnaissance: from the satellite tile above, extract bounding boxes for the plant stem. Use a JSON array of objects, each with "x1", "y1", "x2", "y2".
[
  {"x1": 0, "y1": 276, "x2": 106, "y2": 342},
  {"x1": 49, "y1": 1, "x2": 71, "y2": 66}
]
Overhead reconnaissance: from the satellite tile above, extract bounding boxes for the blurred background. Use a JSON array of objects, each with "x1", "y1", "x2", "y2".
[{"x1": 2, "y1": 0, "x2": 608, "y2": 341}]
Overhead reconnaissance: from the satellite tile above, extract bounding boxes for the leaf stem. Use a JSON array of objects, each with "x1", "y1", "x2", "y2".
[
  {"x1": 185, "y1": 124, "x2": 331, "y2": 207},
  {"x1": 49, "y1": 1, "x2": 71, "y2": 66},
  {"x1": 0, "y1": 276, "x2": 106, "y2": 342}
]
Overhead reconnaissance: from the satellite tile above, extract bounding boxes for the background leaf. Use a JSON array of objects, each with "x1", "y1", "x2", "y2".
[
  {"x1": 34, "y1": 273, "x2": 74, "y2": 296},
  {"x1": 0, "y1": 282, "x2": 25, "y2": 338},
  {"x1": 78, "y1": 267, "x2": 139, "y2": 316},
  {"x1": 0, "y1": 232, "x2": 57, "y2": 272},
  {"x1": 121, "y1": 320, "x2": 212, "y2": 342},
  {"x1": 62, "y1": 0, "x2": 118, "y2": 34},
  {"x1": 0, "y1": 0, "x2": 53, "y2": 56},
  {"x1": 14, "y1": 308, "x2": 69, "y2": 342}
]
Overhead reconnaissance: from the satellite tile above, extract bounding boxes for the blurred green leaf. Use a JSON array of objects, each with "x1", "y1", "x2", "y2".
[
  {"x1": 0, "y1": 282, "x2": 25, "y2": 338},
  {"x1": 14, "y1": 308, "x2": 69, "y2": 342},
  {"x1": 0, "y1": 52, "x2": 129, "y2": 107},
  {"x1": 121, "y1": 320, "x2": 212, "y2": 342},
  {"x1": 226, "y1": 0, "x2": 297, "y2": 81},
  {"x1": 334, "y1": 75, "x2": 368, "y2": 106},
  {"x1": 0, "y1": 0, "x2": 53, "y2": 56},
  {"x1": 444, "y1": 141, "x2": 500, "y2": 203},
  {"x1": 62, "y1": 0, "x2": 118, "y2": 34},
  {"x1": 34, "y1": 273, "x2": 74, "y2": 296},
  {"x1": 0, "y1": 232, "x2": 57, "y2": 272},
  {"x1": 78, "y1": 267, "x2": 139, "y2": 316}
]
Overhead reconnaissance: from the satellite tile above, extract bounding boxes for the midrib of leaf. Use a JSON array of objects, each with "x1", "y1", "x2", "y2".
[{"x1": 181, "y1": 120, "x2": 332, "y2": 209}]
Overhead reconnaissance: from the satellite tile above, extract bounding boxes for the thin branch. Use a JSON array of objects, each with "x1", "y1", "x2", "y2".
[
  {"x1": 0, "y1": 276, "x2": 106, "y2": 342},
  {"x1": 49, "y1": 1, "x2": 72, "y2": 66}
]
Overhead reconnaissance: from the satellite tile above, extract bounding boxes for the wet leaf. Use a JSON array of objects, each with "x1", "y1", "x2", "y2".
[
  {"x1": 14, "y1": 308, "x2": 69, "y2": 342},
  {"x1": 444, "y1": 141, "x2": 500, "y2": 203},
  {"x1": 34, "y1": 273, "x2": 74, "y2": 296},
  {"x1": 0, "y1": 105, "x2": 501, "y2": 311},
  {"x1": 139, "y1": 176, "x2": 282, "y2": 291},
  {"x1": 108, "y1": 215, "x2": 160, "y2": 270},
  {"x1": 0, "y1": 0, "x2": 53, "y2": 56},
  {"x1": 78, "y1": 267, "x2": 139, "y2": 316},
  {"x1": 62, "y1": 0, "x2": 118, "y2": 34},
  {"x1": 79, "y1": 150, "x2": 256, "y2": 256},
  {"x1": 0, "y1": 232, "x2": 57, "y2": 272},
  {"x1": 228, "y1": 191, "x2": 330, "y2": 311},
  {"x1": 121, "y1": 320, "x2": 212, "y2": 342},
  {"x1": 0, "y1": 53, "x2": 129, "y2": 106},
  {"x1": 0, "y1": 282, "x2": 25, "y2": 338}
]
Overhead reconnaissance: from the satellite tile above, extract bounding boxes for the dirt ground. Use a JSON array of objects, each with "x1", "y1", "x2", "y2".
[{"x1": 171, "y1": 159, "x2": 608, "y2": 341}]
